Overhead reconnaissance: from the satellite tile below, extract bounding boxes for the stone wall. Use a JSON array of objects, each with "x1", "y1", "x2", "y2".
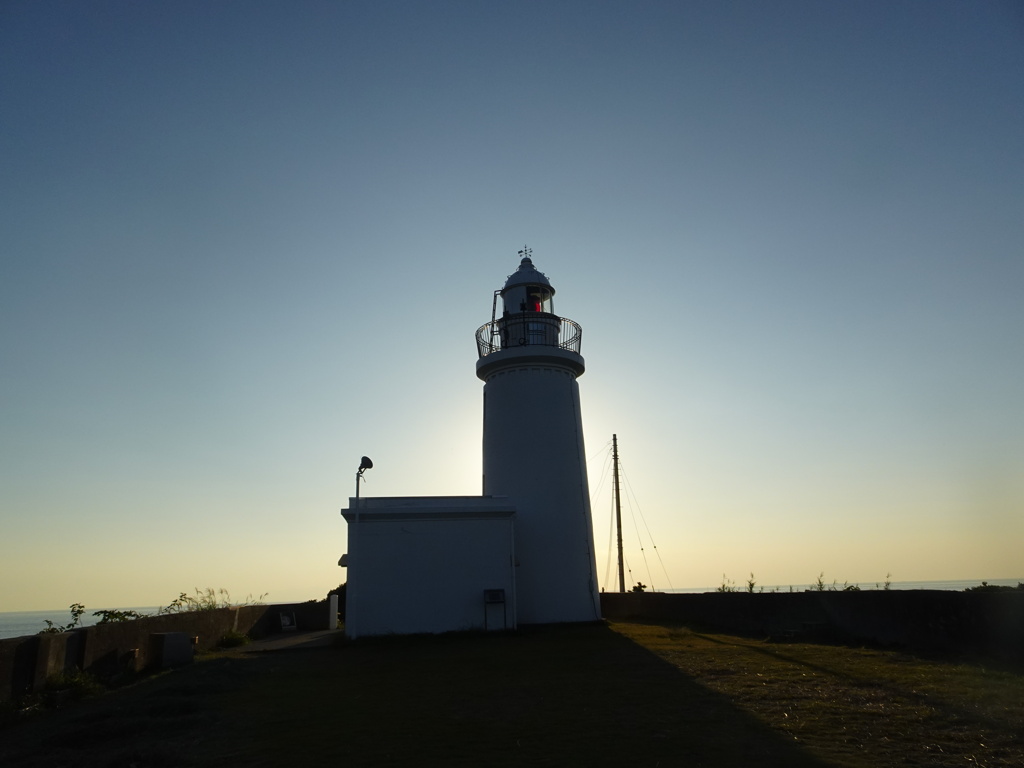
[
  {"x1": 0, "y1": 599, "x2": 336, "y2": 704},
  {"x1": 600, "y1": 590, "x2": 1024, "y2": 662}
]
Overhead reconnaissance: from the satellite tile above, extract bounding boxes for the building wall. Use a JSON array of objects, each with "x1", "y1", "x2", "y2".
[{"x1": 343, "y1": 498, "x2": 516, "y2": 639}]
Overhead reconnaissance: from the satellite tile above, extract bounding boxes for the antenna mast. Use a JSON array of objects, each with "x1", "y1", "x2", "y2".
[{"x1": 613, "y1": 434, "x2": 625, "y2": 593}]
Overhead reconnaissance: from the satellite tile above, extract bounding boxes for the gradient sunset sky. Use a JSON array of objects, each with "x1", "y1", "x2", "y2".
[{"x1": 2, "y1": 1, "x2": 1021, "y2": 611}]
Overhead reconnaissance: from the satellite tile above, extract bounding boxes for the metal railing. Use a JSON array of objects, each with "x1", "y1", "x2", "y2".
[{"x1": 476, "y1": 313, "x2": 582, "y2": 358}]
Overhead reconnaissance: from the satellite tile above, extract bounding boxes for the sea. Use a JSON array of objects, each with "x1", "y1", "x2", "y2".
[
  {"x1": 2, "y1": 578, "x2": 1020, "y2": 640},
  {"x1": 0, "y1": 606, "x2": 161, "y2": 641}
]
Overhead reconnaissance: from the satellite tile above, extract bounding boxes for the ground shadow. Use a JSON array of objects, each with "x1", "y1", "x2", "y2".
[{"x1": 2, "y1": 623, "x2": 835, "y2": 767}]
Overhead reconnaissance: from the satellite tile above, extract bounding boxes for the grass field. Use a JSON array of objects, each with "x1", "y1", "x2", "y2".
[{"x1": 2, "y1": 621, "x2": 1021, "y2": 767}]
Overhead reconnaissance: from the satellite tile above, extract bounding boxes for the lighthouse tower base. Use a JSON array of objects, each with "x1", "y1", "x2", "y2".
[{"x1": 481, "y1": 353, "x2": 601, "y2": 625}]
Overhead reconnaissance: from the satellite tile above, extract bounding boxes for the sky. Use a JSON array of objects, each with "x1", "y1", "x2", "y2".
[{"x1": 2, "y1": 1, "x2": 1022, "y2": 612}]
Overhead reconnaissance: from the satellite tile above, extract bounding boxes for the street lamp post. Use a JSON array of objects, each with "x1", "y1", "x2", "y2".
[{"x1": 355, "y1": 456, "x2": 373, "y2": 498}]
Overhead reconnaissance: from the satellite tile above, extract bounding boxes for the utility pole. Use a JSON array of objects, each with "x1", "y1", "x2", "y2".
[{"x1": 613, "y1": 434, "x2": 625, "y2": 593}]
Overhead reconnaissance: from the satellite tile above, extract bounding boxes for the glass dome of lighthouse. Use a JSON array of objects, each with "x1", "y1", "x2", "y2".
[{"x1": 501, "y1": 252, "x2": 554, "y2": 316}]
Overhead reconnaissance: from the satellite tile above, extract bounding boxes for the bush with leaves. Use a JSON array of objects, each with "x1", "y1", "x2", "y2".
[
  {"x1": 40, "y1": 588, "x2": 269, "y2": 633},
  {"x1": 40, "y1": 603, "x2": 85, "y2": 634}
]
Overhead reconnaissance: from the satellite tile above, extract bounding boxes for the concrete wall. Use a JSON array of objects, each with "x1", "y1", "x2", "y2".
[
  {"x1": 601, "y1": 590, "x2": 1024, "y2": 662},
  {"x1": 343, "y1": 497, "x2": 517, "y2": 639},
  {"x1": 0, "y1": 600, "x2": 335, "y2": 704}
]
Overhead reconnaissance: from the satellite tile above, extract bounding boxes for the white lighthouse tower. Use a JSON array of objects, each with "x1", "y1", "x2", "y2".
[{"x1": 475, "y1": 251, "x2": 601, "y2": 624}]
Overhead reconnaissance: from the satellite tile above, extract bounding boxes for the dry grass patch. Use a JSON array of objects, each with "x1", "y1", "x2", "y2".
[{"x1": 613, "y1": 622, "x2": 1024, "y2": 768}]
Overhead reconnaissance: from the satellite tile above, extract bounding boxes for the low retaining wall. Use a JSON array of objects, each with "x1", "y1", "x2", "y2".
[
  {"x1": 0, "y1": 599, "x2": 336, "y2": 704},
  {"x1": 601, "y1": 590, "x2": 1024, "y2": 662}
]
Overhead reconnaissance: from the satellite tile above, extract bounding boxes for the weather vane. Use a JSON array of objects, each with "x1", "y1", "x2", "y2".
[{"x1": 518, "y1": 245, "x2": 532, "y2": 260}]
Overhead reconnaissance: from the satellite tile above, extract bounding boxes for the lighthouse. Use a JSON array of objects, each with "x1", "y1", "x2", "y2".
[
  {"x1": 340, "y1": 249, "x2": 601, "y2": 638},
  {"x1": 475, "y1": 251, "x2": 601, "y2": 624}
]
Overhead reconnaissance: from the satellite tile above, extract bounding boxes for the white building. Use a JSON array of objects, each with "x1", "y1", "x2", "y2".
[{"x1": 341, "y1": 253, "x2": 601, "y2": 637}]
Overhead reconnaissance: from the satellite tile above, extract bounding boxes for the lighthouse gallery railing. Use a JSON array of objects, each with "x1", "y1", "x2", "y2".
[{"x1": 475, "y1": 313, "x2": 582, "y2": 358}]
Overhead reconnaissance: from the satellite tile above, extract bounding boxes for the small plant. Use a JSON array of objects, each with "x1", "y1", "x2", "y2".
[
  {"x1": 716, "y1": 575, "x2": 737, "y2": 593},
  {"x1": 218, "y1": 629, "x2": 250, "y2": 648},
  {"x1": 884, "y1": 572, "x2": 892, "y2": 590},
  {"x1": 746, "y1": 573, "x2": 757, "y2": 594},
  {"x1": 813, "y1": 573, "x2": 826, "y2": 592},
  {"x1": 40, "y1": 588, "x2": 269, "y2": 633},
  {"x1": 631, "y1": 582, "x2": 647, "y2": 593},
  {"x1": 93, "y1": 609, "x2": 147, "y2": 623},
  {"x1": 44, "y1": 670, "x2": 103, "y2": 703},
  {"x1": 159, "y1": 588, "x2": 230, "y2": 613},
  {"x1": 158, "y1": 588, "x2": 267, "y2": 614},
  {"x1": 40, "y1": 603, "x2": 85, "y2": 634}
]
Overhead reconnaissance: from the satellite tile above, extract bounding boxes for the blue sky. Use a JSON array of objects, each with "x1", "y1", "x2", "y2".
[{"x1": 2, "y1": 1, "x2": 1021, "y2": 611}]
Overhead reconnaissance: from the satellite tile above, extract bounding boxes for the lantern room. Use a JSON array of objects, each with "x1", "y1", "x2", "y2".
[
  {"x1": 495, "y1": 253, "x2": 559, "y2": 349},
  {"x1": 500, "y1": 254, "x2": 555, "y2": 316}
]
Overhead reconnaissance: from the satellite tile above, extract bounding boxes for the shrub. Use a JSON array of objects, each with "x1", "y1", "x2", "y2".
[
  {"x1": 40, "y1": 603, "x2": 85, "y2": 634},
  {"x1": 159, "y1": 588, "x2": 267, "y2": 614},
  {"x1": 964, "y1": 582, "x2": 1024, "y2": 592},
  {"x1": 41, "y1": 588, "x2": 269, "y2": 633},
  {"x1": 94, "y1": 609, "x2": 147, "y2": 623},
  {"x1": 44, "y1": 670, "x2": 103, "y2": 702},
  {"x1": 218, "y1": 630, "x2": 250, "y2": 648}
]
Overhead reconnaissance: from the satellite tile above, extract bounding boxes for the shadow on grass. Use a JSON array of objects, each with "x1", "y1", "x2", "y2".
[
  {"x1": 215, "y1": 622, "x2": 831, "y2": 767},
  {"x1": 1, "y1": 623, "x2": 832, "y2": 767}
]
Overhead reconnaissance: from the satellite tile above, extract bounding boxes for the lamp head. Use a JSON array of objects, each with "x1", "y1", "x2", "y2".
[{"x1": 359, "y1": 456, "x2": 373, "y2": 471}]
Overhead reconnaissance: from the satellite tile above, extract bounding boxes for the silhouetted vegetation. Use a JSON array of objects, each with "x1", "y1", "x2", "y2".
[
  {"x1": 713, "y1": 573, "x2": 1021, "y2": 594},
  {"x1": 159, "y1": 587, "x2": 267, "y2": 614},
  {"x1": 965, "y1": 581, "x2": 1024, "y2": 592},
  {"x1": 715, "y1": 572, "x2": 901, "y2": 593},
  {"x1": 94, "y1": 609, "x2": 147, "y2": 623},
  {"x1": 217, "y1": 630, "x2": 250, "y2": 648},
  {"x1": 39, "y1": 603, "x2": 85, "y2": 634},
  {"x1": 38, "y1": 588, "x2": 269, "y2": 634}
]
